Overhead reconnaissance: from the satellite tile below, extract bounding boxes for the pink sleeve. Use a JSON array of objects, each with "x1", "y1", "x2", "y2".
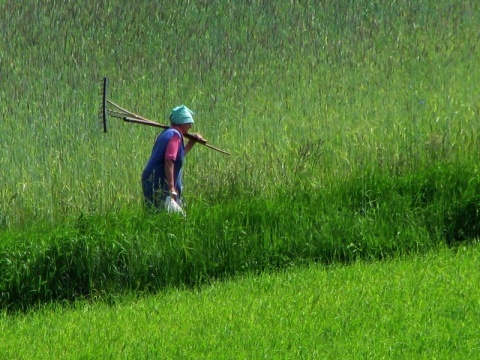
[{"x1": 165, "y1": 134, "x2": 181, "y2": 160}]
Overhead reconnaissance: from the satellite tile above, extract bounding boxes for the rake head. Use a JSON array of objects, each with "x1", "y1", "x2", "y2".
[
  {"x1": 99, "y1": 77, "x2": 141, "y2": 131},
  {"x1": 97, "y1": 77, "x2": 229, "y2": 155},
  {"x1": 100, "y1": 77, "x2": 108, "y2": 133}
]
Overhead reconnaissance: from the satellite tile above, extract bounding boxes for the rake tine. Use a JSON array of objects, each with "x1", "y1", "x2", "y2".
[
  {"x1": 107, "y1": 99, "x2": 141, "y2": 119},
  {"x1": 107, "y1": 109, "x2": 131, "y2": 119}
]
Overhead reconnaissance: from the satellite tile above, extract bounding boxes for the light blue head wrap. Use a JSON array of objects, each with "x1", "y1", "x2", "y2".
[{"x1": 169, "y1": 105, "x2": 194, "y2": 125}]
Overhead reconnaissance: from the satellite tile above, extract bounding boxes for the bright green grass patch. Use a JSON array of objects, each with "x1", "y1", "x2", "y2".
[{"x1": 1, "y1": 244, "x2": 479, "y2": 359}]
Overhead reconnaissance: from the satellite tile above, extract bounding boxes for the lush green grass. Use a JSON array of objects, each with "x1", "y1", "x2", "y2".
[
  {"x1": 1, "y1": 163, "x2": 479, "y2": 310},
  {"x1": 2, "y1": 244, "x2": 479, "y2": 359},
  {"x1": 1, "y1": 0, "x2": 480, "y2": 309},
  {"x1": 1, "y1": 0, "x2": 479, "y2": 221}
]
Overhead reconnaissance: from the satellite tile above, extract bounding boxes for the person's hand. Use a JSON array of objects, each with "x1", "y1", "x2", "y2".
[
  {"x1": 190, "y1": 133, "x2": 205, "y2": 143},
  {"x1": 184, "y1": 133, "x2": 205, "y2": 154},
  {"x1": 169, "y1": 189, "x2": 178, "y2": 200}
]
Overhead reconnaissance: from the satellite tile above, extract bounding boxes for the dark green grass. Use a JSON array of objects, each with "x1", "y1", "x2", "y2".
[{"x1": 2, "y1": 163, "x2": 479, "y2": 310}]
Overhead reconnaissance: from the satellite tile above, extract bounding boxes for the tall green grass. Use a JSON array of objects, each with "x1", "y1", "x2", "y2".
[
  {"x1": 1, "y1": 163, "x2": 479, "y2": 310},
  {"x1": 1, "y1": 0, "x2": 479, "y2": 222},
  {"x1": 1, "y1": 0, "x2": 480, "y2": 308}
]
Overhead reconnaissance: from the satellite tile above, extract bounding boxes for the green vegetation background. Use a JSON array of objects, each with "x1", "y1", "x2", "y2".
[{"x1": 1, "y1": 0, "x2": 479, "y2": 310}]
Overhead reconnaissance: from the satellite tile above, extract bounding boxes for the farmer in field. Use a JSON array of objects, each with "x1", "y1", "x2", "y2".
[{"x1": 141, "y1": 105, "x2": 203, "y2": 213}]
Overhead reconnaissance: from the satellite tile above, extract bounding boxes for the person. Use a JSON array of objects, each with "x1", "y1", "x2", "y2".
[{"x1": 141, "y1": 105, "x2": 203, "y2": 213}]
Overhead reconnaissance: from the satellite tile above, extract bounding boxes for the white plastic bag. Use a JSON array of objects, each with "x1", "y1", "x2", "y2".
[{"x1": 164, "y1": 197, "x2": 185, "y2": 217}]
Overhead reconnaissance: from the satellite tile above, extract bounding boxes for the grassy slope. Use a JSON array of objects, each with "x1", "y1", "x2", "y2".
[
  {"x1": 1, "y1": 244, "x2": 479, "y2": 359},
  {"x1": 1, "y1": 0, "x2": 480, "y2": 310},
  {"x1": 1, "y1": 5, "x2": 478, "y2": 359}
]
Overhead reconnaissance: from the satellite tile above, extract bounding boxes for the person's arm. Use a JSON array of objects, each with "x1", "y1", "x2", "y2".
[
  {"x1": 184, "y1": 133, "x2": 204, "y2": 155},
  {"x1": 165, "y1": 159, "x2": 176, "y2": 197},
  {"x1": 165, "y1": 135, "x2": 181, "y2": 198}
]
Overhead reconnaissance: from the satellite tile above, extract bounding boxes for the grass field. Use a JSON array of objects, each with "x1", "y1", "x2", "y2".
[
  {"x1": 1, "y1": 244, "x2": 479, "y2": 359},
  {"x1": 1, "y1": 2, "x2": 480, "y2": 355},
  {"x1": 2, "y1": 0, "x2": 479, "y2": 222}
]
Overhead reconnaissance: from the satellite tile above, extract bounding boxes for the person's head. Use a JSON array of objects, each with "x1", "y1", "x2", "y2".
[{"x1": 170, "y1": 105, "x2": 194, "y2": 134}]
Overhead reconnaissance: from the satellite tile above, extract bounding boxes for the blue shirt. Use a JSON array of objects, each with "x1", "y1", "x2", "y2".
[{"x1": 141, "y1": 128, "x2": 185, "y2": 205}]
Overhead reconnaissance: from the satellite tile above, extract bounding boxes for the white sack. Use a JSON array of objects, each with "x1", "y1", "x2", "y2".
[{"x1": 164, "y1": 197, "x2": 185, "y2": 217}]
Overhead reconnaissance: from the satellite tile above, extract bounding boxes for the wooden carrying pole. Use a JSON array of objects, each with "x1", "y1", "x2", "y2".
[
  {"x1": 106, "y1": 99, "x2": 230, "y2": 156},
  {"x1": 122, "y1": 116, "x2": 230, "y2": 155}
]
